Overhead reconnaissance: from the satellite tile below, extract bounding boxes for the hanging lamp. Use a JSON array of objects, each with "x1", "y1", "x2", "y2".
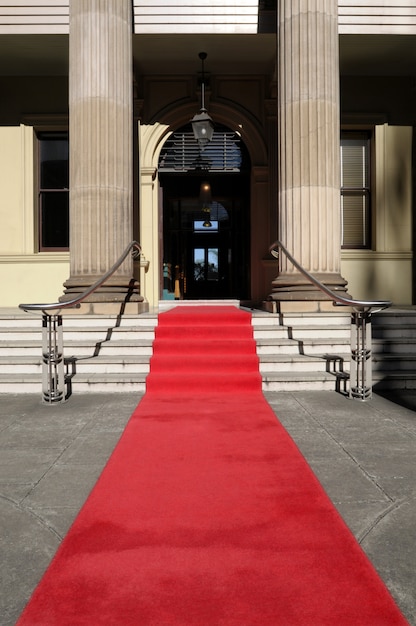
[{"x1": 191, "y1": 52, "x2": 214, "y2": 148}]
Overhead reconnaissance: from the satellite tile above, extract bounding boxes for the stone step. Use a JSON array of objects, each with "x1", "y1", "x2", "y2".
[
  {"x1": 372, "y1": 354, "x2": 416, "y2": 371},
  {"x1": 261, "y1": 370, "x2": 344, "y2": 392},
  {"x1": 372, "y1": 339, "x2": 416, "y2": 355},
  {"x1": 0, "y1": 372, "x2": 147, "y2": 394},
  {"x1": 0, "y1": 354, "x2": 151, "y2": 374},
  {"x1": 259, "y1": 353, "x2": 350, "y2": 373},
  {"x1": 0, "y1": 356, "x2": 42, "y2": 374},
  {"x1": 4, "y1": 353, "x2": 404, "y2": 382},
  {"x1": 256, "y1": 338, "x2": 350, "y2": 355},
  {"x1": 372, "y1": 326, "x2": 416, "y2": 339},
  {"x1": 0, "y1": 339, "x2": 154, "y2": 358},
  {"x1": 372, "y1": 371, "x2": 416, "y2": 391},
  {"x1": 0, "y1": 373, "x2": 43, "y2": 394},
  {"x1": 373, "y1": 311, "x2": 416, "y2": 326},
  {"x1": 0, "y1": 341, "x2": 43, "y2": 357},
  {"x1": 253, "y1": 325, "x2": 350, "y2": 340},
  {"x1": 0, "y1": 325, "x2": 156, "y2": 340},
  {"x1": 3, "y1": 323, "x2": 350, "y2": 343},
  {"x1": 0, "y1": 370, "x2": 346, "y2": 394},
  {"x1": 0, "y1": 312, "x2": 158, "y2": 328},
  {"x1": 91, "y1": 341, "x2": 154, "y2": 356},
  {"x1": 251, "y1": 311, "x2": 351, "y2": 327}
]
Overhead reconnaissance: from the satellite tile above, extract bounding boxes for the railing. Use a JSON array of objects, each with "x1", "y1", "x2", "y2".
[
  {"x1": 19, "y1": 241, "x2": 142, "y2": 404},
  {"x1": 269, "y1": 240, "x2": 392, "y2": 401}
]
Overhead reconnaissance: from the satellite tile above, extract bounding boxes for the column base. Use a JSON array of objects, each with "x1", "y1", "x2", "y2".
[
  {"x1": 267, "y1": 271, "x2": 350, "y2": 312},
  {"x1": 60, "y1": 275, "x2": 144, "y2": 305}
]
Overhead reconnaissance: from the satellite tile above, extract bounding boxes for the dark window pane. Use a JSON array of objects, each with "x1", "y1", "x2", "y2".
[
  {"x1": 37, "y1": 131, "x2": 69, "y2": 250},
  {"x1": 39, "y1": 134, "x2": 69, "y2": 189},
  {"x1": 40, "y1": 191, "x2": 69, "y2": 249},
  {"x1": 40, "y1": 155, "x2": 68, "y2": 189}
]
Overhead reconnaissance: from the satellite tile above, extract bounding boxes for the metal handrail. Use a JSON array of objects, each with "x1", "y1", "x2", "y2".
[
  {"x1": 269, "y1": 240, "x2": 392, "y2": 400},
  {"x1": 19, "y1": 240, "x2": 142, "y2": 314},
  {"x1": 19, "y1": 240, "x2": 142, "y2": 404},
  {"x1": 269, "y1": 240, "x2": 391, "y2": 312}
]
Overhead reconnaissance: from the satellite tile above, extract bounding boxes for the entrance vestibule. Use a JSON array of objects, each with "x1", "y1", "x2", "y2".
[{"x1": 158, "y1": 125, "x2": 251, "y2": 301}]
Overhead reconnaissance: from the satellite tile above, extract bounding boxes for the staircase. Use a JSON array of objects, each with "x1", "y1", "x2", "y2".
[
  {"x1": 252, "y1": 310, "x2": 351, "y2": 392},
  {"x1": 372, "y1": 309, "x2": 416, "y2": 391},
  {"x1": 0, "y1": 311, "x2": 158, "y2": 394},
  {"x1": 1, "y1": 305, "x2": 415, "y2": 396}
]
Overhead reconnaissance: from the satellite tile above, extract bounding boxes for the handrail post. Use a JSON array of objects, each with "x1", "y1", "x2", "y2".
[
  {"x1": 19, "y1": 241, "x2": 143, "y2": 404},
  {"x1": 268, "y1": 241, "x2": 391, "y2": 401},
  {"x1": 349, "y1": 310, "x2": 372, "y2": 401},
  {"x1": 42, "y1": 313, "x2": 65, "y2": 404}
]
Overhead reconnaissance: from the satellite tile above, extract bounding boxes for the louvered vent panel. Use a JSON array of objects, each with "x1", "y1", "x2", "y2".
[{"x1": 159, "y1": 131, "x2": 243, "y2": 172}]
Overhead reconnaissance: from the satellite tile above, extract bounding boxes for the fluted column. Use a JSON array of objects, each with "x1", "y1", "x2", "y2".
[
  {"x1": 63, "y1": 0, "x2": 142, "y2": 306},
  {"x1": 269, "y1": 0, "x2": 347, "y2": 306}
]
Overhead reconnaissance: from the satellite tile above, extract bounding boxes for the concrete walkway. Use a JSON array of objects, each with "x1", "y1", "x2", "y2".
[{"x1": 1, "y1": 390, "x2": 415, "y2": 625}]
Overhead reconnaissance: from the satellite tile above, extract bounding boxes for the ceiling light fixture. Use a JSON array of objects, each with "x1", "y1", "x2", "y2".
[{"x1": 191, "y1": 52, "x2": 214, "y2": 148}]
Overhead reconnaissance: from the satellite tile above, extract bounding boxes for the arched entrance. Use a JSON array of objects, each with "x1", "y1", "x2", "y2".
[{"x1": 158, "y1": 124, "x2": 251, "y2": 300}]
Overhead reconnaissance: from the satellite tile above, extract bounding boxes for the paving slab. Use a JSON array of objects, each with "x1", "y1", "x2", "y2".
[{"x1": 0, "y1": 390, "x2": 415, "y2": 625}]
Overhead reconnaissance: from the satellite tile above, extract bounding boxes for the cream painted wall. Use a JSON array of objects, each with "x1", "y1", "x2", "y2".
[
  {"x1": 341, "y1": 251, "x2": 412, "y2": 305},
  {"x1": 0, "y1": 125, "x2": 70, "y2": 307},
  {"x1": 0, "y1": 126, "x2": 28, "y2": 254},
  {"x1": 377, "y1": 125, "x2": 412, "y2": 253},
  {"x1": 139, "y1": 122, "x2": 171, "y2": 308},
  {"x1": 341, "y1": 125, "x2": 413, "y2": 305},
  {"x1": 0, "y1": 256, "x2": 70, "y2": 307}
]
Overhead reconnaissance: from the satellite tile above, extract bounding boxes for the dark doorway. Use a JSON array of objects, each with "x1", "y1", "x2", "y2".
[{"x1": 159, "y1": 125, "x2": 250, "y2": 301}]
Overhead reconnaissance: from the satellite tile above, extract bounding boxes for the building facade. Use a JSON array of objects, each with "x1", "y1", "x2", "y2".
[{"x1": 0, "y1": 1, "x2": 415, "y2": 310}]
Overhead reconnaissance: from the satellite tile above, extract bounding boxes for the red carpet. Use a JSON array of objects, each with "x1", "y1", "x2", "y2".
[{"x1": 17, "y1": 306, "x2": 409, "y2": 625}]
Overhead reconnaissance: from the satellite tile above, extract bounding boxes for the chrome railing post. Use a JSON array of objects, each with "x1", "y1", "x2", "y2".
[
  {"x1": 350, "y1": 310, "x2": 372, "y2": 401},
  {"x1": 42, "y1": 313, "x2": 65, "y2": 404}
]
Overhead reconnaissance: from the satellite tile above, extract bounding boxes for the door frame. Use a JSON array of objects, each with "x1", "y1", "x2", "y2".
[{"x1": 138, "y1": 102, "x2": 271, "y2": 308}]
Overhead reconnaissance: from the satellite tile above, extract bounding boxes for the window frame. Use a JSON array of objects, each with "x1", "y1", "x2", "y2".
[
  {"x1": 35, "y1": 127, "x2": 69, "y2": 252},
  {"x1": 340, "y1": 129, "x2": 373, "y2": 250}
]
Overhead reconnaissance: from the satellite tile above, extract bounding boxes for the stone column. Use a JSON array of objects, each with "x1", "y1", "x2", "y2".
[
  {"x1": 63, "y1": 0, "x2": 143, "y2": 309},
  {"x1": 269, "y1": 0, "x2": 348, "y2": 309}
]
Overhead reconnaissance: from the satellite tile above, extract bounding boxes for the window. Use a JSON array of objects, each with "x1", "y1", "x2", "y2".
[
  {"x1": 340, "y1": 131, "x2": 371, "y2": 248},
  {"x1": 37, "y1": 131, "x2": 69, "y2": 251}
]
